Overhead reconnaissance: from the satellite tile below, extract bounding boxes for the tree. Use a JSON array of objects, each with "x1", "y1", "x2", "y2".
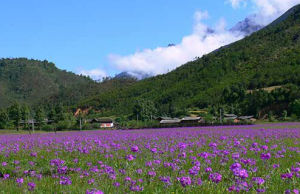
[
  {"x1": 35, "y1": 106, "x2": 45, "y2": 130},
  {"x1": 291, "y1": 99, "x2": 300, "y2": 117},
  {"x1": 0, "y1": 109, "x2": 9, "y2": 129},
  {"x1": 132, "y1": 99, "x2": 157, "y2": 121},
  {"x1": 48, "y1": 107, "x2": 56, "y2": 121},
  {"x1": 21, "y1": 105, "x2": 31, "y2": 130},
  {"x1": 54, "y1": 104, "x2": 66, "y2": 122},
  {"x1": 8, "y1": 103, "x2": 22, "y2": 130}
]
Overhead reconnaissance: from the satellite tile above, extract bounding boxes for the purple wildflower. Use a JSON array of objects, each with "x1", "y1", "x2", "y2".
[
  {"x1": 148, "y1": 171, "x2": 156, "y2": 177},
  {"x1": 16, "y1": 178, "x2": 24, "y2": 185},
  {"x1": 252, "y1": 177, "x2": 265, "y2": 185},
  {"x1": 178, "y1": 176, "x2": 192, "y2": 187},
  {"x1": 260, "y1": 153, "x2": 271, "y2": 160},
  {"x1": 125, "y1": 154, "x2": 135, "y2": 161},
  {"x1": 230, "y1": 163, "x2": 242, "y2": 171},
  {"x1": 131, "y1": 145, "x2": 139, "y2": 152},
  {"x1": 1, "y1": 162, "x2": 7, "y2": 166},
  {"x1": 281, "y1": 173, "x2": 293, "y2": 180},
  {"x1": 27, "y1": 182, "x2": 36, "y2": 191},
  {"x1": 59, "y1": 176, "x2": 72, "y2": 185},
  {"x1": 3, "y1": 174, "x2": 10, "y2": 179},
  {"x1": 233, "y1": 168, "x2": 248, "y2": 179},
  {"x1": 209, "y1": 173, "x2": 222, "y2": 183}
]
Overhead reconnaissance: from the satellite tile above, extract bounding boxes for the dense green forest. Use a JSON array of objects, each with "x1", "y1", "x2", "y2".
[{"x1": 1, "y1": 5, "x2": 300, "y2": 130}]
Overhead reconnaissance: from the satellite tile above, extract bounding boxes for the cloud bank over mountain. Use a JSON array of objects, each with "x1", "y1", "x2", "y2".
[{"x1": 108, "y1": 11, "x2": 244, "y2": 77}]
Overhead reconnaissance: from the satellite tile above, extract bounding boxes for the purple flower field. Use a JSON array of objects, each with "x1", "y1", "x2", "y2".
[{"x1": 0, "y1": 123, "x2": 299, "y2": 193}]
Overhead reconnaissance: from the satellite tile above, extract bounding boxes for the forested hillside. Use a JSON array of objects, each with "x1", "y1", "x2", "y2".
[
  {"x1": 80, "y1": 4, "x2": 300, "y2": 118},
  {"x1": 0, "y1": 58, "x2": 136, "y2": 108}
]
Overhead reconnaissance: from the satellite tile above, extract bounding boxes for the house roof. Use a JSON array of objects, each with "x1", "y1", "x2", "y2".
[
  {"x1": 224, "y1": 114, "x2": 237, "y2": 117},
  {"x1": 224, "y1": 117, "x2": 238, "y2": 120},
  {"x1": 238, "y1": 116, "x2": 254, "y2": 120},
  {"x1": 160, "y1": 119, "x2": 181, "y2": 124},
  {"x1": 181, "y1": 117, "x2": 201, "y2": 121},
  {"x1": 88, "y1": 118, "x2": 113, "y2": 123}
]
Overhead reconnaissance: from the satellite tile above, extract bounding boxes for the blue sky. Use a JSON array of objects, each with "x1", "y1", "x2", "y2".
[{"x1": 0, "y1": 0, "x2": 299, "y2": 79}]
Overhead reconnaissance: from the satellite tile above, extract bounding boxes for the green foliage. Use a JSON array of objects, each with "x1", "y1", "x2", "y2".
[
  {"x1": 48, "y1": 107, "x2": 56, "y2": 121},
  {"x1": 35, "y1": 106, "x2": 46, "y2": 130},
  {"x1": 132, "y1": 99, "x2": 157, "y2": 121},
  {"x1": 7, "y1": 102, "x2": 22, "y2": 130},
  {"x1": 282, "y1": 110, "x2": 288, "y2": 120},
  {"x1": 56, "y1": 120, "x2": 75, "y2": 131},
  {"x1": 0, "y1": 109, "x2": 9, "y2": 129},
  {"x1": 291, "y1": 99, "x2": 300, "y2": 117},
  {"x1": 21, "y1": 105, "x2": 31, "y2": 130}
]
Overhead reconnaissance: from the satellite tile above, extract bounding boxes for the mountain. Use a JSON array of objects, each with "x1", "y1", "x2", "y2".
[
  {"x1": 114, "y1": 71, "x2": 152, "y2": 80},
  {"x1": 80, "y1": 4, "x2": 300, "y2": 116},
  {"x1": 114, "y1": 72, "x2": 137, "y2": 79},
  {"x1": 0, "y1": 58, "x2": 136, "y2": 108},
  {"x1": 230, "y1": 16, "x2": 264, "y2": 35}
]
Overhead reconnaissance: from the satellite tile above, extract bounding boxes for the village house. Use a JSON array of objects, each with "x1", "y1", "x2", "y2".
[{"x1": 89, "y1": 118, "x2": 114, "y2": 128}]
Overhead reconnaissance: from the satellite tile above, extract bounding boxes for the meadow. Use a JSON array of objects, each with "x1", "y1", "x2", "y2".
[{"x1": 0, "y1": 123, "x2": 299, "y2": 193}]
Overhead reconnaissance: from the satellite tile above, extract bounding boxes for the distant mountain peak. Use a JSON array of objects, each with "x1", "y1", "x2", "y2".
[
  {"x1": 167, "y1": 43, "x2": 176, "y2": 47},
  {"x1": 114, "y1": 71, "x2": 151, "y2": 80},
  {"x1": 230, "y1": 16, "x2": 264, "y2": 35},
  {"x1": 114, "y1": 72, "x2": 136, "y2": 79}
]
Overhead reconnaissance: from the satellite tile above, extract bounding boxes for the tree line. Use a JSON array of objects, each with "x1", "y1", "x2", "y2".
[{"x1": 0, "y1": 103, "x2": 77, "y2": 131}]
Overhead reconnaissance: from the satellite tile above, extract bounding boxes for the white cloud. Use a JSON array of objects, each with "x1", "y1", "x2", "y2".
[
  {"x1": 79, "y1": 69, "x2": 107, "y2": 81},
  {"x1": 228, "y1": 0, "x2": 247, "y2": 8},
  {"x1": 232, "y1": 0, "x2": 300, "y2": 25},
  {"x1": 109, "y1": 11, "x2": 244, "y2": 76}
]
